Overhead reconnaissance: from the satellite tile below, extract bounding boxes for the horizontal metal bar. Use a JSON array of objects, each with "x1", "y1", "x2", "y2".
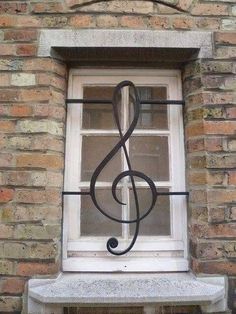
[
  {"x1": 63, "y1": 191, "x2": 90, "y2": 195},
  {"x1": 66, "y1": 99, "x2": 185, "y2": 105},
  {"x1": 63, "y1": 191, "x2": 189, "y2": 196}
]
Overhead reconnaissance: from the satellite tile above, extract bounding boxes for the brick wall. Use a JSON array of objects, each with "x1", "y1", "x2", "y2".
[{"x1": 0, "y1": 0, "x2": 235, "y2": 313}]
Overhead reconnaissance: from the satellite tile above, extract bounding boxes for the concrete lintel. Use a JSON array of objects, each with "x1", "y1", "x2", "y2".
[{"x1": 38, "y1": 29, "x2": 213, "y2": 59}]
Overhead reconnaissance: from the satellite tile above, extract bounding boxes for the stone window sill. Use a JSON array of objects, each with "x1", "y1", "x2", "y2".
[{"x1": 28, "y1": 272, "x2": 227, "y2": 314}]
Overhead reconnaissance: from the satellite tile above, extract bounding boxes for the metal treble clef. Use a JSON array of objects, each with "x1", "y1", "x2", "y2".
[{"x1": 90, "y1": 81, "x2": 157, "y2": 255}]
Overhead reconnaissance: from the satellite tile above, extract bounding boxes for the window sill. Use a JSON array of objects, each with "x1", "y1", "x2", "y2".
[{"x1": 28, "y1": 272, "x2": 227, "y2": 314}]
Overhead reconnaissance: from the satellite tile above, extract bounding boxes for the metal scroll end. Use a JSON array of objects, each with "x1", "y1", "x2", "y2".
[{"x1": 107, "y1": 237, "x2": 119, "y2": 249}]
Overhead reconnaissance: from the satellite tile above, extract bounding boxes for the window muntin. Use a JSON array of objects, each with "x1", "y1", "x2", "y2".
[{"x1": 64, "y1": 69, "x2": 187, "y2": 272}]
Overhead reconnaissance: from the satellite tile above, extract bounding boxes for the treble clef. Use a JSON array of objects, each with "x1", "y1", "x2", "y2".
[{"x1": 90, "y1": 81, "x2": 157, "y2": 255}]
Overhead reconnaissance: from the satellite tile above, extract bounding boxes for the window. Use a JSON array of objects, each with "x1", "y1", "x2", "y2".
[{"x1": 63, "y1": 69, "x2": 187, "y2": 272}]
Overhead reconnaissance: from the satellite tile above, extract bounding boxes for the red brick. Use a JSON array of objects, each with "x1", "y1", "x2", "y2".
[
  {"x1": 0, "y1": 44, "x2": 16, "y2": 56},
  {"x1": 4, "y1": 30, "x2": 37, "y2": 42},
  {"x1": 215, "y1": 32, "x2": 236, "y2": 45},
  {"x1": 16, "y1": 16, "x2": 41, "y2": 28},
  {"x1": 15, "y1": 190, "x2": 46, "y2": 203},
  {"x1": 205, "y1": 138, "x2": 223, "y2": 152},
  {"x1": 0, "y1": 89, "x2": 19, "y2": 102},
  {"x1": 172, "y1": 17, "x2": 195, "y2": 29},
  {"x1": 20, "y1": 89, "x2": 50, "y2": 102},
  {"x1": 0, "y1": 120, "x2": 15, "y2": 132},
  {"x1": 191, "y1": 223, "x2": 236, "y2": 239},
  {"x1": 0, "y1": 154, "x2": 14, "y2": 167},
  {"x1": 69, "y1": 15, "x2": 94, "y2": 28},
  {"x1": 120, "y1": 16, "x2": 146, "y2": 29},
  {"x1": 188, "y1": 171, "x2": 207, "y2": 185},
  {"x1": 16, "y1": 262, "x2": 59, "y2": 276},
  {"x1": 16, "y1": 44, "x2": 37, "y2": 56},
  {"x1": 0, "y1": 16, "x2": 15, "y2": 27},
  {"x1": 204, "y1": 121, "x2": 236, "y2": 135},
  {"x1": 149, "y1": 16, "x2": 169, "y2": 29},
  {"x1": 187, "y1": 138, "x2": 205, "y2": 153},
  {"x1": 0, "y1": 2, "x2": 28, "y2": 14},
  {"x1": 9, "y1": 105, "x2": 32, "y2": 117},
  {"x1": 1, "y1": 278, "x2": 26, "y2": 294},
  {"x1": 196, "y1": 18, "x2": 220, "y2": 30},
  {"x1": 186, "y1": 122, "x2": 204, "y2": 138},
  {"x1": 228, "y1": 171, "x2": 236, "y2": 185},
  {"x1": 31, "y1": 2, "x2": 65, "y2": 13},
  {"x1": 226, "y1": 107, "x2": 236, "y2": 119},
  {"x1": 16, "y1": 154, "x2": 63, "y2": 169},
  {"x1": 208, "y1": 190, "x2": 236, "y2": 203},
  {"x1": 192, "y1": 259, "x2": 236, "y2": 276},
  {"x1": 191, "y1": 3, "x2": 228, "y2": 16},
  {"x1": 0, "y1": 188, "x2": 14, "y2": 203}
]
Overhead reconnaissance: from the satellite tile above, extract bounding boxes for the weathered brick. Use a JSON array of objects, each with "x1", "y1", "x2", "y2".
[
  {"x1": 42, "y1": 16, "x2": 68, "y2": 27},
  {"x1": 149, "y1": 16, "x2": 169, "y2": 29},
  {"x1": 4, "y1": 29, "x2": 37, "y2": 42},
  {"x1": 228, "y1": 171, "x2": 236, "y2": 185},
  {"x1": 186, "y1": 122, "x2": 204, "y2": 138},
  {"x1": 16, "y1": 15, "x2": 41, "y2": 28},
  {"x1": 226, "y1": 107, "x2": 236, "y2": 119},
  {"x1": 20, "y1": 88, "x2": 50, "y2": 102},
  {"x1": 193, "y1": 260, "x2": 236, "y2": 276},
  {"x1": 187, "y1": 138, "x2": 205, "y2": 153},
  {"x1": 201, "y1": 61, "x2": 234, "y2": 74},
  {"x1": 14, "y1": 224, "x2": 60, "y2": 240},
  {"x1": 188, "y1": 155, "x2": 206, "y2": 169},
  {"x1": 16, "y1": 262, "x2": 59, "y2": 276},
  {"x1": 216, "y1": 47, "x2": 236, "y2": 59},
  {"x1": 0, "y1": 153, "x2": 13, "y2": 167},
  {"x1": 1, "y1": 277, "x2": 26, "y2": 294},
  {"x1": 0, "y1": 224, "x2": 14, "y2": 238},
  {"x1": 205, "y1": 138, "x2": 224, "y2": 152},
  {"x1": 196, "y1": 18, "x2": 220, "y2": 30},
  {"x1": 222, "y1": 19, "x2": 236, "y2": 30},
  {"x1": 207, "y1": 171, "x2": 226, "y2": 186},
  {"x1": 0, "y1": 188, "x2": 14, "y2": 203},
  {"x1": 5, "y1": 171, "x2": 46, "y2": 187},
  {"x1": 120, "y1": 16, "x2": 146, "y2": 29},
  {"x1": 204, "y1": 121, "x2": 236, "y2": 135},
  {"x1": 189, "y1": 190, "x2": 207, "y2": 204},
  {"x1": 191, "y1": 3, "x2": 228, "y2": 16},
  {"x1": 208, "y1": 206, "x2": 228, "y2": 223},
  {"x1": 9, "y1": 104, "x2": 32, "y2": 117},
  {"x1": 11, "y1": 73, "x2": 36, "y2": 86},
  {"x1": 172, "y1": 17, "x2": 195, "y2": 29},
  {"x1": 8, "y1": 136, "x2": 31, "y2": 150},
  {"x1": 208, "y1": 189, "x2": 236, "y2": 203},
  {"x1": 96, "y1": 15, "x2": 119, "y2": 28},
  {"x1": 16, "y1": 44, "x2": 37, "y2": 56},
  {"x1": 0, "y1": 16, "x2": 15, "y2": 27},
  {"x1": 1, "y1": 205, "x2": 61, "y2": 223},
  {"x1": 0, "y1": 296, "x2": 22, "y2": 312},
  {"x1": 215, "y1": 32, "x2": 236, "y2": 45},
  {"x1": 0, "y1": 44, "x2": 16, "y2": 56},
  {"x1": 31, "y1": 2, "x2": 65, "y2": 13},
  {"x1": 0, "y1": 260, "x2": 14, "y2": 275},
  {"x1": 188, "y1": 171, "x2": 206, "y2": 185},
  {"x1": 228, "y1": 139, "x2": 236, "y2": 151},
  {"x1": 0, "y1": 2, "x2": 28, "y2": 14},
  {"x1": 0, "y1": 73, "x2": 11, "y2": 86},
  {"x1": 207, "y1": 154, "x2": 236, "y2": 168},
  {"x1": 0, "y1": 120, "x2": 15, "y2": 132},
  {"x1": 191, "y1": 241, "x2": 224, "y2": 259},
  {"x1": 17, "y1": 120, "x2": 63, "y2": 136}
]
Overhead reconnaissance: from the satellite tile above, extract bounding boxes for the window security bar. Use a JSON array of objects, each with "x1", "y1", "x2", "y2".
[
  {"x1": 66, "y1": 99, "x2": 185, "y2": 105},
  {"x1": 63, "y1": 80, "x2": 189, "y2": 256}
]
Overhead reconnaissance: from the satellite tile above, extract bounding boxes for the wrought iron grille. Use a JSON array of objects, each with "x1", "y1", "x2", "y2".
[{"x1": 63, "y1": 80, "x2": 189, "y2": 256}]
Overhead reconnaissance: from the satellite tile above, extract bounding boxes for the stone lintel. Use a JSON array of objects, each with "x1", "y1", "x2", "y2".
[
  {"x1": 38, "y1": 29, "x2": 213, "y2": 59},
  {"x1": 28, "y1": 273, "x2": 227, "y2": 313}
]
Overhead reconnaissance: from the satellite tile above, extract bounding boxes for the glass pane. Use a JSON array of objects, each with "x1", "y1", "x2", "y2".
[
  {"x1": 81, "y1": 189, "x2": 122, "y2": 236},
  {"x1": 130, "y1": 188, "x2": 170, "y2": 236},
  {"x1": 130, "y1": 86, "x2": 168, "y2": 129},
  {"x1": 83, "y1": 86, "x2": 121, "y2": 129},
  {"x1": 130, "y1": 136, "x2": 169, "y2": 181},
  {"x1": 81, "y1": 136, "x2": 121, "y2": 182}
]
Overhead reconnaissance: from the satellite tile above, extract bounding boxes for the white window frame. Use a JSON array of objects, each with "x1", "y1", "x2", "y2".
[{"x1": 63, "y1": 69, "x2": 188, "y2": 272}]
